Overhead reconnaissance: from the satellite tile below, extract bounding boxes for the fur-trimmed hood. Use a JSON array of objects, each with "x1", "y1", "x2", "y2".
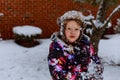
[{"x1": 50, "y1": 31, "x2": 90, "y2": 46}]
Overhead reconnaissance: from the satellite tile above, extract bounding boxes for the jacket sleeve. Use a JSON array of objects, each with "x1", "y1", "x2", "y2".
[
  {"x1": 86, "y1": 44, "x2": 104, "y2": 80},
  {"x1": 47, "y1": 42, "x2": 67, "y2": 80}
]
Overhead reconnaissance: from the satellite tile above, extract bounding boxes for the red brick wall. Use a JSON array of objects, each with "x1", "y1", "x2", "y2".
[{"x1": 0, "y1": 0, "x2": 119, "y2": 39}]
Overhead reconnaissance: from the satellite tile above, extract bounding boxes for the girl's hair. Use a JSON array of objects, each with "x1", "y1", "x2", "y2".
[{"x1": 63, "y1": 18, "x2": 83, "y2": 28}]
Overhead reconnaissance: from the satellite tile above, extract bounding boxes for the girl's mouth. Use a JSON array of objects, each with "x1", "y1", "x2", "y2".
[{"x1": 69, "y1": 36, "x2": 75, "y2": 38}]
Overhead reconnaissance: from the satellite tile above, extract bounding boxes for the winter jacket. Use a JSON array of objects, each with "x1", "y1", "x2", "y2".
[{"x1": 48, "y1": 33, "x2": 104, "y2": 80}]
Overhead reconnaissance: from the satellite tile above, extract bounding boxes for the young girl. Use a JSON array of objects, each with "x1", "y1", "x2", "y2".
[{"x1": 48, "y1": 10, "x2": 104, "y2": 80}]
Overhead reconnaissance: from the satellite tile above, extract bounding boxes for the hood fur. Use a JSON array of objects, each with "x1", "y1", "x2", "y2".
[{"x1": 50, "y1": 31, "x2": 90, "y2": 46}]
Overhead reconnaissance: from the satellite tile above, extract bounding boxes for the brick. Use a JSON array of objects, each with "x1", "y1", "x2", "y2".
[{"x1": 0, "y1": 0, "x2": 120, "y2": 39}]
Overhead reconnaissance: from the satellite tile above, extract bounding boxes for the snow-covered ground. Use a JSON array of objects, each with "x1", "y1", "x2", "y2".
[{"x1": 0, "y1": 34, "x2": 120, "y2": 80}]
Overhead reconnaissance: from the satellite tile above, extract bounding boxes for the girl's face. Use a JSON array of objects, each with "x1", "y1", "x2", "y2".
[{"x1": 65, "y1": 20, "x2": 81, "y2": 43}]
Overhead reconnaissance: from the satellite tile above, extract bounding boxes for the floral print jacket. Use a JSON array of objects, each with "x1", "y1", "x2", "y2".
[{"x1": 48, "y1": 34, "x2": 104, "y2": 80}]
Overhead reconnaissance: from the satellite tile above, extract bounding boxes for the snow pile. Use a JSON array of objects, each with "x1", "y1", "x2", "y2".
[
  {"x1": 98, "y1": 34, "x2": 120, "y2": 65},
  {"x1": 13, "y1": 25, "x2": 42, "y2": 37}
]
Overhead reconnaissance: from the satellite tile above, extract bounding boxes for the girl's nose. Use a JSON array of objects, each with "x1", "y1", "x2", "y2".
[{"x1": 70, "y1": 29, "x2": 75, "y2": 34}]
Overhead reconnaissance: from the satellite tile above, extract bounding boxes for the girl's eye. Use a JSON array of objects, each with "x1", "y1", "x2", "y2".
[
  {"x1": 67, "y1": 28, "x2": 71, "y2": 30},
  {"x1": 75, "y1": 29, "x2": 79, "y2": 31}
]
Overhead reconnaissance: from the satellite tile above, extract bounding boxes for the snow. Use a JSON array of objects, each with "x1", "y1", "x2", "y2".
[
  {"x1": 117, "y1": 19, "x2": 120, "y2": 25},
  {"x1": 112, "y1": 5, "x2": 120, "y2": 15},
  {"x1": 98, "y1": 34, "x2": 120, "y2": 65},
  {"x1": 0, "y1": 13, "x2": 4, "y2": 16},
  {"x1": 84, "y1": 14, "x2": 94, "y2": 21},
  {"x1": 0, "y1": 34, "x2": 120, "y2": 80},
  {"x1": 0, "y1": 39, "x2": 52, "y2": 80},
  {"x1": 13, "y1": 25, "x2": 42, "y2": 37}
]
